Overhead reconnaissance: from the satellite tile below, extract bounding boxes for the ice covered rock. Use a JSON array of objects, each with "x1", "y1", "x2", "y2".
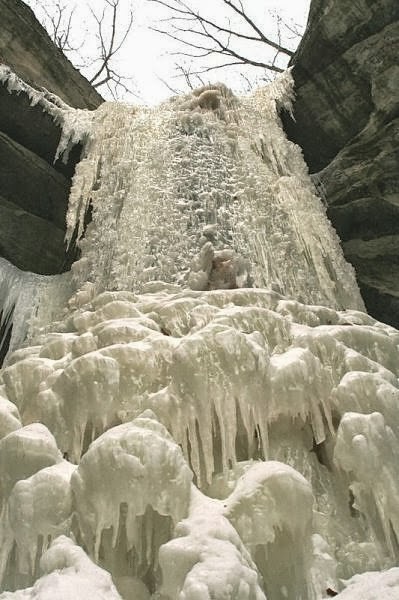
[
  {"x1": 71, "y1": 412, "x2": 192, "y2": 587},
  {"x1": 1, "y1": 461, "x2": 76, "y2": 584},
  {"x1": 0, "y1": 536, "x2": 123, "y2": 599},
  {"x1": 225, "y1": 461, "x2": 314, "y2": 600},
  {"x1": 330, "y1": 567, "x2": 399, "y2": 599},
  {"x1": 159, "y1": 487, "x2": 266, "y2": 600}
]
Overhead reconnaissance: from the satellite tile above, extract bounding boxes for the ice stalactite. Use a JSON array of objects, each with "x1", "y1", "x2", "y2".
[
  {"x1": 2, "y1": 70, "x2": 399, "y2": 599},
  {"x1": 0, "y1": 66, "x2": 94, "y2": 163}
]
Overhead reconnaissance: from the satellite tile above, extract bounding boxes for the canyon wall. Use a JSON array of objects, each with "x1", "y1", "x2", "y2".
[{"x1": 283, "y1": 0, "x2": 399, "y2": 326}]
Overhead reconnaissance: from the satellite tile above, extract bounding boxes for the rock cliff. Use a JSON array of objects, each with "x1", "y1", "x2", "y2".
[
  {"x1": 283, "y1": 0, "x2": 399, "y2": 327},
  {"x1": 0, "y1": 0, "x2": 102, "y2": 274},
  {"x1": 0, "y1": 0, "x2": 103, "y2": 109}
]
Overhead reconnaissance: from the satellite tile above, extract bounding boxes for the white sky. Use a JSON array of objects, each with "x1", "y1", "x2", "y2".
[{"x1": 27, "y1": 0, "x2": 311, "y2": 104}]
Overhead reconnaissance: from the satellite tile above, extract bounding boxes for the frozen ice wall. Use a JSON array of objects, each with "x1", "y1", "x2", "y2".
[
  {"x1": 0, "y1": 258, "x2": 72, "y2": 363},
  {"x1": 1, "y1": 70, "x2": 399, "y2": 600},
  {"x1": 66, "y1": 71, "x2": 363, "y2": 311}
]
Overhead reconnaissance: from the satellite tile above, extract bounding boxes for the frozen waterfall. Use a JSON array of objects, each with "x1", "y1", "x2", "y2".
[{"x1": 1, "y1": 69, "x2": 399, "y2": 600}]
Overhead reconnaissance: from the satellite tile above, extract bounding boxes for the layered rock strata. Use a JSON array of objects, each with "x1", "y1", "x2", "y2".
[
  {"x1": 0, "y1": 0, "x2": 102, "y2": 274},
  {"x1": 283, "y1": 0, "x2": 399, "y2": 327}
]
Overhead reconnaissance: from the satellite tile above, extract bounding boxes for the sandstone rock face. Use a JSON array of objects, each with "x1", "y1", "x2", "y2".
[
  {"x1": 0, "y1": 0, "x2": 102, "y2": 274},
  {"x1": 283, "y1": 0, "x2": 399, "y2": 327},
  {"x1": 0, "y1": 0, "x2": 103, "y2": 110},
  {"x1": 0, "y1": 78, "x2": 82, "y2": 274}
]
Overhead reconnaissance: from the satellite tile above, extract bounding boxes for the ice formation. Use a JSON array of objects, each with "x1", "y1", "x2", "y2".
[
  {"x1": 0, "y1": 536, "x2": 124, "y2": 600},
  {"x1": 0, "y1": 258, "x2": 72, "y2": 361},
  {"x1": 1, "y1": 69, "x2": 399, "y2": 600},
  {"x1": 0, "y1": 65, "x2": 94, "y2": 163},
  {"x1": 64, "y1": 74, "x2": 362, "y2": 311}
]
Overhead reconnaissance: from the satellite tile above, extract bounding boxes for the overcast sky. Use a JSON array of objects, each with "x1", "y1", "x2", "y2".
[{"x1": 27, "y1": 0, "x2": 311, "y2": 104}]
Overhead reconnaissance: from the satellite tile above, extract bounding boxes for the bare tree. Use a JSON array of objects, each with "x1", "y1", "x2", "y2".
[
  {"x1": 26, "y1": 0, "x2": 135, "y2": 99},
  {"x1": 32, "y1": 0, "x2": 78, "y2": 53},
  {"x1": 86, "y1": 0, "x2": 134, "y2": 96},
  {"x1": 148, "y1": 0, "x2": 303, "y2": 85}
]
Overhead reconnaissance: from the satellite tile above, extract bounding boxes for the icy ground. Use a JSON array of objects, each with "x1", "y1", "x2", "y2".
[{"x1": 0, "y1": 68, "x2": 399, "y2": 599}]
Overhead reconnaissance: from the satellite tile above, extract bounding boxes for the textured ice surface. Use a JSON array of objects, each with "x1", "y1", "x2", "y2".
[
  {"x1": 0, "y1": 258, "x2": 72, "y2": 362},
  {"x1": 1, "y1": 71, "x2": 398, "y2": 599},
  {"x1": 328, "y1": 567, "x2": 399, "y2": 599},
  {"x1": 1, "y1": 286, "x2": 399, "y2": 598},
  {"x1": 64, "y1": 72, "x2": 363, "y2": 312},
  {"x1": 0, "y1": 536, "x2": 123, "y2": 600}
]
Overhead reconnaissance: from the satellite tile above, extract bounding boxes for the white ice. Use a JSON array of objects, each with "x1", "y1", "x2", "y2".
[
  {"x1": 0, "y1": 536, "x2": 123, "y2": 600},
  {"x1": 1, "y1": 68, "x2": 398, "y2": 600},
  {"x1": 328, "y1": 567, "x2": 399, "y2": 599}
]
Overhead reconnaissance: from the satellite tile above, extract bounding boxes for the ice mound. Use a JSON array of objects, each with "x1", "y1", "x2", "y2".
[
  {"x1": 1, "y1": 285, "x2": 399, "y2": 597},
  {"x1": 159, "y1": 487, "x2": 266, "y2": 600},
  {"x1": 225, "y1": 461, "x2": 314, "y2": 599},
  {"x1": 0, "y1": 394, "x2": 21, "y2": 439},
  {"x1": 0, "y1": 536, "x2": 123, "y2": 599},
  {"x1": 330, "y1": 567, "x2": 399, "y2": 599},
  {"x1": 1, "y1": 461, "x2": 76, "y2": 583},
  {"x1": 72, "y1": 412, "x2": 192, "y2": 573},
  {"x1": 335, "y1": 411, "x2": 399, "y2": 558}
]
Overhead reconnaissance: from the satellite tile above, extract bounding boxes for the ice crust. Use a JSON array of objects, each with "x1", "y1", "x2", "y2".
[{"x1": 1, "y1": 70, "x2": 399, "y2": 599}]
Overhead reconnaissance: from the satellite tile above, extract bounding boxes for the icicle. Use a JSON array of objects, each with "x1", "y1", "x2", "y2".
[{"x1": 0, "y1": 65, "x2": 94, "y2": 164}]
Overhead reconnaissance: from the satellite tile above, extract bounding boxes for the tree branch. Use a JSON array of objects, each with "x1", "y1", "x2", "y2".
[{"x1": 148, "y1": 0, "x2": 295, "y2": 83}]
